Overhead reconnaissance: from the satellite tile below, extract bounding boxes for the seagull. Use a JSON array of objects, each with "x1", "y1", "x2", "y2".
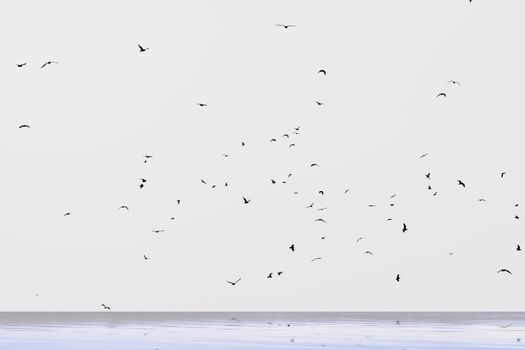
[
  {"x1": 200, "y1": 179, "x2": 207, "y2": 184},
  {"x1": 289, "y1": 143, "x2": 296, "y2": 148},
  {"x1": 271, "y1": 179, "x2": 277, "y2": 184},
  {"x1": 276, "y1": 24, "x2": 296, "y2": 29},
  {"x1": 478, "y1": 199, "x2": 487, "y2": 202},
  {"x1": 345, "y1": 189, "x2": 350, "y2": 194},
  {"x1": 447, "y1": 80, "x2": 461, "y2": 86},
  {"x1": 420, "y1": 153, "x2": 429, "y2": 158},
  {"x1": 18, "y1": 124, "x2": 30, "y2": 129},
  {"x1": 270, "y1": 138, "x2": 276, "y2": 142},
  {"x1": 119, "y1": 206, "x2": 129, "y2": 210},
  {"x1": 41, "y1": 61, "x2": 59, "y2": 69},
  {"x1": 316, "y1": 207, "x2": 328, "y2": 211},
  {"x1": 396, "y1": 274, "x2": 401, "y2": 282},
  {"x1": 226, "y1": 278, "x2": 241, "y2": 286},
  {"x1": 305, "y1": 203, "x2": 314, "y2": 209},
  {"x1": 138, "y1": 44, "x2": 149, "y2": 52},
  {"x1": 101, "y1": 304, "x2": 111, "y2": 310},
  {"x1": 139, "y1": 178, "x2": 147, "y2": 183},
  {"x1": 501, "y1": 172, "x2": 507, "y2": 178},
  {"x1": 515, "y1": 215, "x2": 519, "y2": 220},
  {"x1": 144, "y1": 155, "x2": 153, "y2": 159},
  {"x1": 433, "y1": 191, "x2": 438, "y2": 196},
  {"x1": 242, "y1": 197, "x2": 251, "y2": 204},
  {"x1": 177, "y1": 200, "x2": 181, "y2": 205},
  {"x1": 356, "y1": 237, "x2": 364, "y2": 243},
  {"x1": 267, "y1": 273, "x2": 273, "y2": 279},
  {"x1": 448, "y1": 252, "x2": 455, "y2": 256},
  {"x1": 517, "y1": 245, "x2": 521, "y2": 251},
  {"x1": 282, "y1": 134, "x2": 290, "y2": 138},
  {"x1": 319, "y1": 190, "x2": 324, "y2": 195},
  {"x1": 143, "y1": 254, "x2": 150, "y2": 260},
  {"x1": 402, "y1": 223, "x2": 408, "y2": 233},
  {"x1": 315, "y1": 218, "x2": 326, "y2": 223},
  {"x1": 63, "y1": 212, "x2": 71, "y2": 216},
  {"x1": 390, "y1": 194, "x2": 397, "y2": 198},
  {"x1": 241, "y1": 141, "x2": 245, "y2": 147},
  {"x1": 364, "y1": 251, "x2": 373, "y2": 255},
  {"x1": 152, "y1": 229, "x2": 165, "y2": 233},
  {"x1": 367, "y1": 204, "x2": 377, "y2": 208},
  {"x1": 139, "y1": 183, "x2": 144, "y2": 189},
  {"x1": 497, "y1": 269, "x2": 512, "y2": 274},
  {"x1": 457, "y1": 180, "x2": 466, "y2": 188},
  {"x1": 311, "y1": 257, "x2": 322, "y2": 262},
  {"x1": 15, "y1": 63, "x2": 27, "y2": 67},
  {"x1": 318, "y1": 69, "x2": 327, "y2": 75},
  {"x1": 436, "y1": 92, "x2": 447, "y2": 98},
  {"x1": 310, "y1": 163, "x2": 319, "y2": 167},
  {"x1": 277, "y1": 271, "x2": 284, "y2": 276},
  {"x1": 289, "y1": 244, "x2": 295, "y2": 252},
  {"x1": 425, "y1": 173, "x2": 431, "y2": 180},
  {"x1": 315, "y1": 101, "x2": 325, "y2": 106},
  {"x1": 197, "y1": 103, "x2": 208, "y2": 107},
  {"x1": 428, "y1": 185, "x2": 432, "y2": 190}
]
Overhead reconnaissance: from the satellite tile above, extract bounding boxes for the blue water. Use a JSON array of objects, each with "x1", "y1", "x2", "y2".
[{"x1": 0, "y1": 313, "x2": 523, "y2": 349}]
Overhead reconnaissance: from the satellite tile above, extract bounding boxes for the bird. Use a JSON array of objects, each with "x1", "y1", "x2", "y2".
[
  {"x1": 63, "y1": 212, "x2": 71, "y2": 216},
  {"x1": 143, "y1": 254, "x2": 150, "y2": 260},
  {"x1": 420, "y1": 153, "x2": 429, "y2": 158},
  {"x1": 138, "y1": 44, "x2": 149, "y2": 52},
  {"x1": 41, "y1": 61, "x2": 59, "y2": 69},
  {"x1": 267, "y1": 273, "x2": 273, "y2": 279},
  {"x1": 318, "y1": 69, "x2": 327, "y2": 75},
  {"x1": 425, "y1": 173, "x2": 431, "y2": 180},
  {"x1": 18, "y1": 124, "x2": 30, "y2": 129},
  {"x1": 177, "y1": 199, "x2": 181, "y2": 205},
  {"x1": 144, "y1": 155, "x2": 153, "y2": 159},
  {"x1": 119, "y1": 206, "x2": 129, "y2": 210},
  {"x1": 270, "y1": 138, "x2": 276, "y2": 142},
  {"x1": 282, "y1": 134, "x2": 290, "y2": 138},
  {"x1": 289, "y1": 244, "x2": 295, "y2": 252},
  {"x1": 270, "y1": 179, "x2": 277, "y2": 184},
  {"x1": 139, "y1": 183, "x2": 144, "y2": 189},
  {"x1": 390, "y1": 194, "x2": 397, "y2": 198},
  {"x1": 364, "y1": 251, "x2": 373, "y2": 255},
  {"x1": 226, "y1": 278, "x2": 241, "y2": 286},
  {"x1": 152, "y1": 229, "x2": 165, "y2": 233},
  {"x1": 498, "y1": 269, "x2": 512, "y2": 274},
  {"x1": 318, "y1": 190, "x2": 324, "y2": 195},
  {"x1": 478, "y1": 198, "x2": 487, "y2": 202},
  {"x1": 276, "y1": 24, "x2": 296, "y2": 29},
  {"x1": 15, "y1": 63, "x2": 27, "y2": 67},
  {"x1": 277, "y1": 271, "x2": 284, "y2": 276},
  {"x1": 448, "y1": 252, "x2": 455, "y2": 256},
  {"x1": 433, "y1": 191, "x2": 438, "y2": 196},
  {"x1": 241, "y1": 141, "x2": 245, "y2": 147},
  {"x1": 367, "y1": 204, "x2": 377, "y2": 208},
  {"x1": 242, "y1": 197, "x2": 251, "y2": 204},
  {"x1": 517, "y1": 245, "x2": 522, "y2": 251},
  {"x1": 311, "y1": 257, "x2": 322, "y2": 262},
  {"x1": 515, "y1": 215, "x2": 520, "y2": 220},
  {"x1": 315, "y1": 218, "x2": 326, "y2": 223},
  {"x1": 447, "y1": 80, "x2": 461, "y2": 86},
  {"x1": 316, "y1": 207, "x2": 328, "y2": 211},
  {"x1": 197, "y1": 103, "x2": 208, "y2": 107},
  {"x1": 101, "y1": 304, "x2": 111, "y2": 310},
  {"x1": 501, "y1": 172, "x2": 507, "y2": 178},
  {"x1": 396, "y1": 274, "x2": 401, "y2": 282},
  {"x1": 310, "y1": 163, "x2": 319, "y2": 167},
  {"x1": 356, "y1": 237, "x2": 364, "y2": 243},
  {"x1": 428, "y1": 185, "x2": 432, "y2": 190},
  {"x1": 402, "y1": 223, "x2": 408, "y2": 233},
  {"x1": 139, "y1": 178, "x2": 147, "y2": 183},
  {"x1": 315, "y1": 101, "x2": 325, "y2": 106},
  {"x1": 289, "y1": 143, "x2": 296, "y2": 148},
  {"x1": 457, "y1": 180, "x2": 466, "y2": 188},
  {"x1": 200, "y1": 179, "x2": 207, "y2": 184},
  {"x1": 305, "y1": 203, "x2": 314, "y2": 209},
  {"x1": 436, "y1": 92, "x2": 446, "y2": 97}
]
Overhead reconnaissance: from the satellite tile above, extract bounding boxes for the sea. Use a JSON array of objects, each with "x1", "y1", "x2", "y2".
[{"x1": 0, "y1": 312, "x2": 523, "y2": 349}]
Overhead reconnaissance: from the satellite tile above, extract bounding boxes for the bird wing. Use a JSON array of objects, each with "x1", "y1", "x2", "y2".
[
  {"x1": 40, "y1": 62, "x2": 48, "y2": 68},
  {"x1": 138, "y1": 44, "x2": 144, "y2": 50}
]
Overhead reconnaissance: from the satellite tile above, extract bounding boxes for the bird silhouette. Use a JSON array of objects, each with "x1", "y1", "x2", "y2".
[
  {"x1": 428, "y1": 185, "x2": 432, "y2": 190},
  {"x1": 305, "y1": 203, "x2": 314, "y2": 209},
  {"x1": 152, "y1": 229, "x2": 165, "y2": 233},
  {"x1": 356, "y1": 237, "x2": 364, "y2": 243},
  {"x1": 433, "y1": 191, "x2": 438, "y2": 196},
  {"x1": 318, "y1": 69, "x2": 327, "y2": 75},
  {"x1": 243, "y1": 197, "x2": 251, "y2": 204},
  {"x1": 315, "y1": 218, "x2": 326, "y2": 223},
  {"x1": 276, "y1": 24, "x2": 296, "y2": 29},
  {"x1": 515, "y1": 215, "x2": 520, "y2": 220},
  {"x1": 396, "y1": 274, "x2": 401, "y2": 282},
  {"x1": 402, "y1": 223, "x2": 408, "y2": 233},
  {"x1": 501, "y1": 172, "x2": 507, "y2": 178},
  {"x1": 315, "y1": 101, "x2": 325, "y2": 106},
  {"x1": 457, "y1": 180, "x2": 466, "y2": 188},
  {"x1": 139, "y1": 178, "x2": 147, "y2": 183},
  {"x1": 282, "y1": 134, "x2": 289, "y2": 138},
  {"x1": 310, "y1": 163, "x2": 319, "y2": 167},
  {"x1": 63, "y1": 212, "x2": 71, "y2": 216},
  {"x1": 101, "y1": 304, "x2": 111, "y2": 310},
  {"x1": 197, "y1": 103, "x2": 207, "y2": 107},
  {"x1": 364, "y1": 251, "x2": 373, "y2": 255},
  {"x1": 18, "y1": 124, "x2": 30, "y2": 129},
  {"x1": 267, "y1": 273, "x2": 273, "y2": 279},
  {"x1": 319, "y1": 190, "x2": 324, "y2": 195},
  {"x1": 241, "y1": 141, "x2": 245, "y2": 147},
  {"x1": 289, "y1": 244, "x2": 295, "y2": 252},
  {"x1": 119, "y1": 206, "x2": 129, "y2": 210},
  {"x1": 41, "y1": 61, "x2": 59, "y2": 69},
  {"x1": 177, "y1": 199, "x2": 181, "y2": 205},
  {"x1": 226, "y1": 278, "x2": 241, "y2": 285},
  {"x1": 270, "y1": 138, "x2": 276, "y2": 142},
  {"x1": 138, "y1": 44, "x2": 149, "y2": 52},
  {"x1": 200, "y1": 179, "x2": 207, "y2": 184},
  {"x1": 270, "y1": 179, "x2": 277, "y2": 184},
  {"x1": 289, "y1": 143, "x2": 296, "y2": 148},
  {"x1": 144, "y1": 254, "x2": 150, "y2": 260},
  {"x1": 447, "y1": 80, "x2": 461, "y2": 86},
  {"x1": 425, "y1": 173, "x2": 431, "y2": 180},
  {"x1": 15, "y1": 63, "x2": 27, "y2": 67},
  {"x1": 277, "y1": 271, "x2": 284, "y2": 276},
  {"x1": 420, "y1": 153, "x2": 429, "y2": 158},
  {"x1": 498, "y1": 269, "x2": 512, "y2": 275},
  {"x1": 436, "y1": 92, "x2": 446, "y2": 98},
  {"x1": 517, "y1": 245, "x2": 522, "y2": 251},
  {"x1": 311, "y1": 257, "x2": 322, "y2": 262},
  {"x1": 139, "y1": 183, "x2": 144, "y2": 189},
  {"x1": 478, "y1": 198, "x2": 487, "y2": 202}
]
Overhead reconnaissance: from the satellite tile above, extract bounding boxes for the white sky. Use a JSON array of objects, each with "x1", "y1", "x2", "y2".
[{"x1": 1, "y1": 0, "x2": 525, "y2": 311}]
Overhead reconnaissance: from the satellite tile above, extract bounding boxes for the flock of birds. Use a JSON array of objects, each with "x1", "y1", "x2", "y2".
[{"x1": 12, "y1": 20, "x2": 521, "y2": 313}]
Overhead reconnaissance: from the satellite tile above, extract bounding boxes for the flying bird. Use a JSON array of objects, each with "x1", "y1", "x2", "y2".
[
  {"x1": 318, "y1": 69, "x2": 327, "y2": 75},
  {"x1": 15, "y1": 63, "x2": 27, "y2": 67},
  {"x1": 101, "y1": 304, "x2": 111, "y2": 310},
  {"x1": 18, "y1": 124, "x2": 30, "y2": 129},
  {"x1": 420, "y1": 153, "x2": 429, "y2": 158},
  {"x1": 200, "y1": 179, "x2": 207, "y2": 184},
  {"x1": 277, "y1": 271, "x2": 284, "y2": 276},
  {"x1": 226, "y1": 278, "x2": 241, "y2": 286},
  {"x1": 276, "y1": 24, "x2": 296, "y2": 29},
  {"x1": 289, "y1": 143, "x2": 296, "y2": 148},
  {"x1": 356, "y1": 237, "x2": 364, "y2": 243},
  {"x1": 138, "y1": 44, "x2": 149, "y2": 52},
  {"x1": 267, "y1": 273, "x2": 273, "y2": 279},
  {"x1": 315, "y1": 218, "x2": 326, "y2": 223},
  {"x1": 517, "y1": 245, "x2": 522, "y2": 251},
  {"x1": 457, "y1": 180, "x2": 466, "y2": 188},
  {"x1": 242, "y1": 197, "x2": 251, "y2": 204},
  {"x1": 119, "y1": 206, "x2": 129, "y2": 210},
  {"x1": 310, "y1": 163, "x2": 319, "y2": 167},
  {"x1": 498, "y1": 269, "x2": 512, "y2": 275},
  {"x1": 41, "y1": 61, "x2": 59, "y2": 69},
  {"x1": 282, "y1": 134, "x2": 289, "y2": 138},
  {"x1": 63, "y1": 212, "x2": 71, "y2": 216},
  {"x1": 152, "y1": 229, "x2": 165, "y2": 233},
  {"x1": 447, "y1": 80, "x2": 461, "y2": 86},
  {"x1": 425, "y1": 173, "x2": 431, "y2": 180},
  {"x1": 289, "y1": 244, "x2": 295, "y2": 252},
  {"x1": 364, "y1": 251, "x2": 373, "y2": 255},
  {"x1": 345, "y1": 189, "x2": 350, "y2": 194},
  {"x1": 143, "y1": 254, "x2": 150, "y2": 260},
  {"x1": 396, "y1": 274, "x2": 401, "y2": 282},
  {"x1": 515, "y1": 215, "x2": 519, "y2": 220},
  {"x1": 318, "y1": 190, "x2": 324, "y2": 195},
  {"x1": 436, "y1": 92, "x2": 446, "y2": 98},
  {"x1": 315, "y1": 101, "x2": 325, "y2": 106},
  {"x1": 501, "y1": 172, "x2": 507, "y2": 178},
  {"x1": 197, "y1": 103, "x2": 208, "y2": 107},
  {"x1": 311, "y1": 257, "x2": 322, "y2": 262},
  {"x1": 305, "y1": 203, "x2": 314, "y2": 209},
  {"x1": 478, "y1": 199, "x2": 487, "y2": 202},
  {"x1": 402, "y1": 223, "x2": 408, "y2": 233}
]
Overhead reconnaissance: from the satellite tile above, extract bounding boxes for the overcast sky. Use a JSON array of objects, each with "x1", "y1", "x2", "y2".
[{"x1": 1, "y1": 0, "x2": 525, "y2": 311}]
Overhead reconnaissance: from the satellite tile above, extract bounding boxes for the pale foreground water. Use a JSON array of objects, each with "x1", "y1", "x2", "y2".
[{"x1": 0, "y1": 312, "x2": 523, "y2": 349}]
